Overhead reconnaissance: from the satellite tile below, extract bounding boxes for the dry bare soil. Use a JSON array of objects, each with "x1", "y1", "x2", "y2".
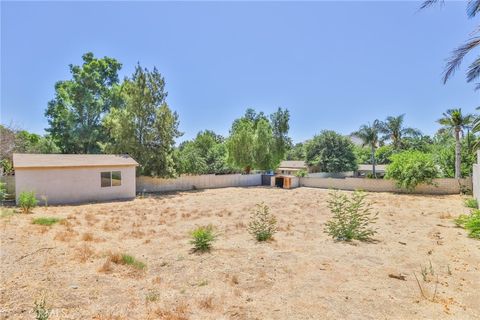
[{"x1": 1, "y1": 187, "x2": 479, "y2": 319}]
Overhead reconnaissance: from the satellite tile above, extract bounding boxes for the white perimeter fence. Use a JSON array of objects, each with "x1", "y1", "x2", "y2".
[{"x1": 136, "y1": 174, "x2": 262, "y2": 193}]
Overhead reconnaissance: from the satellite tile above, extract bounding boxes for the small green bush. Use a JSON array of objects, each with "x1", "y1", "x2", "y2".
[
  {"x1": 455, "y1": 210, "x2": 480, "y2": 239},
  {"x1": 464, "y1": 198, "x2": 478, "y2": 209},
  {"x1": 325, "y1": 190, "x2": 378, "y2": 241},
  {"x1": 32, "y1": 217, "x2": 62, "y2": 226},
  {"x1": 385, "y1": 151, "x2": 439, "y2": 191},
  {"x1": 33, "y1": 297, "x2": 50, "y2": 320},
  {"x1": 190, "y1": 225, "x2": 216, "y2": 252},
  {"x1": 18, "y1": 191, "x2": 38, "y2": 213},
  {"x1": 248, "y1": 202, "x2": 277, "y2": 241}
]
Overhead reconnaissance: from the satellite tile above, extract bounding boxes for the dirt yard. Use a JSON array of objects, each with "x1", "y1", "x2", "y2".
[{"x1": 1, "y1": 187, "x2": 479, "y2": 319}]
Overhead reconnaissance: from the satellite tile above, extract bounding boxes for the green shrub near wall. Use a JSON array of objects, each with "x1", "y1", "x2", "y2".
[{"x1": 385, "y1": 151, "x2": 439, "y2": 191}]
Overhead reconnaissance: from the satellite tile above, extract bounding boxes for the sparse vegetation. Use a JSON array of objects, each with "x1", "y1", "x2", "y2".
[
  {"x1": 109, "y1": 253, "x2": 146, "y2": 270},
  {"x1": 464, "y1": 198, "x2": 478, "y2": 209},
  {"x1": 324, "y1": 190, "x2": 378, "y2": 241},
  {"x1": 33, "y1": 297, "x2": 51, "y2": 320},
  {"x1": 0, "y1": 182, "x2": 6, "y2": 201},
  {"x1": 18, "y1": 191, "x2": 38, "y2": 213},
  {"x1": 32, "y1": 217, "x2": 62, "y2": 226},
  {"x1": 0, "y1": 207, "x2": 16, "y2": 218},
  {"x1": 248, "y1": 202, "x2": 277, "y2": 241},
  {"x1": 455, "y1": 210, "x2": 480, "y2": 239},
  {"x1": 190, "y1": 225, "x2": 216, "y2": 252}
]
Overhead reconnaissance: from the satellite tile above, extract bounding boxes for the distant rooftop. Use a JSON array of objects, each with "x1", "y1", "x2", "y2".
[
  {"x1": 13, "y1": 153, "x2": 138, "y2": 169},
  {"x1": 357, "y1": 164, "x2": 387, "y2": 172},
  {"x1": 278, "y1": 160, "x2": 307, "y2": 169}
]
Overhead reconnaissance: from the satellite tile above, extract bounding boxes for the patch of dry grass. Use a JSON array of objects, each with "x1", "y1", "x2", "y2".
[
  {"x1": 74, "y1": 244, "x2": 95, "y2": 263},
  {"x1": 149, "y1": 302, "x2": 189, "y2": 320}
]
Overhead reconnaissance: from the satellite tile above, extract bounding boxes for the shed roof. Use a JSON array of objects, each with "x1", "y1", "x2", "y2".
[
  {"x1": 357, "y1": 164, "x2": 387, "y2": 172},
  {"x1": 13, "y1": 153, "x2": 138, "y2": 169},
  {"x1": 278, "y1": 160, "x2": 307, "y2": 169}
]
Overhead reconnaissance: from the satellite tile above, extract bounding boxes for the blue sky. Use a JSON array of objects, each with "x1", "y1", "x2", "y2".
[{"x1": 1, "y1": 1, "x2": 479, "y2": 143}]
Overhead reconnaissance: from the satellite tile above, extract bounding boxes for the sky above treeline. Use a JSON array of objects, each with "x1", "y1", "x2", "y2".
[{"x1": 1, "y1": 1, "x2": 479, "y2": 143}]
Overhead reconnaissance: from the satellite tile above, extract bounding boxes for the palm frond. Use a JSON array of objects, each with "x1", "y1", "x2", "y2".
[
  {"x1": 466, "y1": 57, "x2": 480, "y2": 83},
  {"x1": 476, "y1": 83, "x2": 480, "y2": 91},
  {"x1": 419, "y1": 0, "x2": 443, "y2": 10},
  {"x1": 443, "y1": 37, "x2": 480, "y2": 83},
  {"x1": 467, "y1": 0, "x2": 480, "y2": 18}
]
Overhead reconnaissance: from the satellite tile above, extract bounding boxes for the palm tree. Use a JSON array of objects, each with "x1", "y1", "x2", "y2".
[
  {"x1": 421, "y1": 1, "x2": 480, "y2": 90},
  {"x1": 437, "y1": 108, "x2": 474, "y2": 179},
  {"x1": 354, "y1": 120, "x2": 382, "y2": 178},
  {"x1": 379, "y1": 114, "x2": 421, "y2": 149}
]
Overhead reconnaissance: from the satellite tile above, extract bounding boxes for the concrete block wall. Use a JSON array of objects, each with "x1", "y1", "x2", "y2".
[{"x1": 299, "y1": 177, "x2": 472, "y2": 195}]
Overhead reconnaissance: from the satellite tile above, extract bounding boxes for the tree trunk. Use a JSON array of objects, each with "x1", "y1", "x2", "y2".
[
  {"x1": 371, "y1": 145, "x2": 376, "y2": 178},
  {"x1": 455, "y1": 128, "x2": 461, "y2": 179},
  {"x1": 245, "y1": 166, "x2": 251, "y2": 174}
]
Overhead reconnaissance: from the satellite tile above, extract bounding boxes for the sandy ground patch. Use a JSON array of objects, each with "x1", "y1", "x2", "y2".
[{"x1": 1, "y1": 187, "x2": 479, "y2": 319}]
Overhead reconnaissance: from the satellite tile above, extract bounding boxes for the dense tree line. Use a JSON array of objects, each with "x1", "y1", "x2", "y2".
[{"x1": 2, "y1": 52, "x2": 479, "y2": 180}]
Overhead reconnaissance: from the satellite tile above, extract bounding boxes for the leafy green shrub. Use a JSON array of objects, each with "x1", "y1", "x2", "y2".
[
  {"x1": 385, "y1": 151, "x2": 439, "y2": 191},
  {"x1": 464, "y1": 198, "x2": 478, "y2": 209},
  {"x1": 324, "y1": 190, "x2": 378, "y2": 241},
  {"x1": 190, "y1": 225, "x2": 216, "y2": 252},
  {"x1": 375, "y1": 145, "x2": 397, "y2": 164},
  {"x1": 18, "y1": 191, "x2": 38, "y2": 213},
  {"x1": 248, "y1": 202, "x2": 277, "y2": 241},
  {"x1": 455, "y1": 210, "x2": 480, "y2": 239},
  {"x1": 34, "y1": 297, "x2": 50, "y2": 320},
  {"x1": 295, "y1": 169, "x2": 307, "y2": 177},
  {"x1": 32, "y1": 217, "x2": 62, "y2": 226}
]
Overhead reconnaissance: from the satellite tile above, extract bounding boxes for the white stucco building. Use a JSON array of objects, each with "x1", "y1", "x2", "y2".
[{"x1": 13, "y1": 153, "x2": 138, "y2": 204}]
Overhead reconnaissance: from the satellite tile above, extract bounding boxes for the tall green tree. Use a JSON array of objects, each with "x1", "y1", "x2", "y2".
[
  {"x1": 286, "y1": 142, "x2": 305, "y2": 160},
  {"x1": 379, "y1": 114, "x2": 421, "y2": 149},
  {"x1": 437, "y1": 108, "x2": 474, "y2": 179},
  {"x1": 176, "y1": 130, "x2": 232, "y2": 174},
  {"x1": 45, "y1": 52, "x2": 123, "y2": 153},
  {"x1": 226, "y1": 118, "x2": 255, "y2": 173},
  {"x1": 254, "y1": 118, "x2": 275, "y2": 170},
  {"x1": 227, "y1": 108, "x2": 290, "y2": 172},
  {"x1": 103, "y1": 64, "x2": 182, "y2": 177},
  {"x1": 270, "y1": 108, "x2": 291, "y2": 165},
  {"x1": 421, "y1": 1, "x2": 480, "y2": 90},
  {"x1": 353, "y1": 120, "x2": 382, "y2": 177},
  {"x1": 304, "y1": 131, "x2": 357, "y2": 173}
]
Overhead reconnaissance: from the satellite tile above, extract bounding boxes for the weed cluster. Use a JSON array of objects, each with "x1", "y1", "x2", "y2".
[
  {"x1": 455, "y1": 210, "x2": 480, "y2": 239},
  {"x1": 190, "y1": 225, "x2": 216, "y2": 252},
  {"x1": 32, "y1": 217, "x2": 62, "y2": 226},
  {"x1": 109, "y1": 253, "x2": 146, "y2": 270},
  {"x1": 19, "y1": 191, "x2": 38, "y2": 213},
  {"x1": 324, "y1": 190, "x2": 378, "y2": 241},
  {"x1": 248, "y1": 202, "x2": 277, "y2": 241},
  {"x1": 464, "y1": 198, "x2": 478, "y2": 209},
  {"x1": 33, "y1": 297, "x2": 50, "y2": 320}
]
